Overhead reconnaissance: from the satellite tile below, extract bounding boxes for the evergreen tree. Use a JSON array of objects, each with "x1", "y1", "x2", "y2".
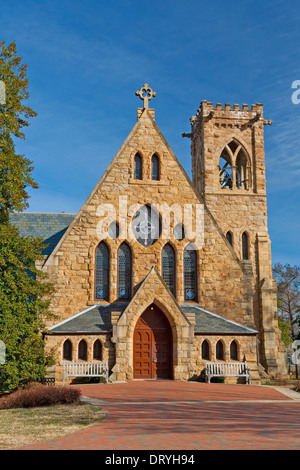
[{"x1": 0, "y1": 41, "x2": 54, "y2": 390}]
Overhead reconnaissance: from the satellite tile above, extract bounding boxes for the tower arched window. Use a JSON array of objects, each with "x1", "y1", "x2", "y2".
[
  {"x1": 93, "y1": 339, "x2": 102, "y2": 360},
  {"x1": 134, "y1": 153, "x2": 142, "y2": 180},
  {"x1": 63, "y1": 339, "x2": 72, "y2": 361},
  {"x1": 216, "y1": 340, "x2": 224, "y2": 360},
  {"x1": 95, "y1": 242, "x2": 109, "y2": 301},
  {"x1": 78, "y1": 339, "x2": 87, "y2": 361},
  {"x1": 236, "y1": 148, "x2": 249, "y2": 189},
  {"x1": 230, "y1": 340, "x2": 238, "y2": 360},
  {"x1": 118, "y1": 243, "x2": 132, "y2": 300},
  {"x1": 219, "y1": 147, "x2": 233, "y2": 189},
  {"x1": 162, "y1": 243, "x2": 175, "y2": 295},
  {"x1": 184, "y1": 245, "x2": 197, "y2": 301},
  {"x1": 151, "y1": 154, "x2": 160, "y2": 180},
  {"x1": 242, "y1": 232, "x2": 249, "y2": 260}
]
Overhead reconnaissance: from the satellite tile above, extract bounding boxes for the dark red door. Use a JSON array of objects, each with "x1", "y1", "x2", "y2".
[{"x1": 133, "y1": 305, "x2": 172, "y2": 379}]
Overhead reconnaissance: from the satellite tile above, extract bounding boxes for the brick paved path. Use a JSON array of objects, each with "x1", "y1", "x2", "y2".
[{"x1": 21, "y1": 381, "x2": 300, "y2": 450}]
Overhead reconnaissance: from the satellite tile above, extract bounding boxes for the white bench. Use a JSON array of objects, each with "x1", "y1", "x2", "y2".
[
  {"x1": 205, "y1": 361, "x2": 251, "y2": 384},
  {"x1": 62, "y1": 361, "x2": 109, "y2": 385}
]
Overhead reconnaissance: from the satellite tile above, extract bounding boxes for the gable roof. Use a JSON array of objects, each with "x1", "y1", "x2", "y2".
[
  {"x1": 47, "y1": 301, "x2": 257, "y2": 335},
  {"x1": 180, "y1": 305, "x2": 257, "y2": 334},
  {"x1": 10, "y1": 212, "x2": 76, "y2": 256}
]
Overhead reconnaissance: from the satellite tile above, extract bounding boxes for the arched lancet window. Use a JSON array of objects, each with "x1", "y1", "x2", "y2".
[
  {"x1": 78, "y1": 339, "x2": 87, "y2": 361},
  {"x1": 226, "y1": 231, "x2": 233, "y2": 246},
  {"x1": 151, "y1": 154, "x2": 160, "y2": 180},
  {"x1": 216, "y1": 340, "x2": 224, "y2": 360},
  {"x1": 95, "y1": 242, "x2": 109, "y2": 300},
  {"x1": 93, "y1": 339, "x2": 102, "y2": 360},
  {"x1": 134, "y1": 153, "x2": 142, "y2": 180},
  {"x1": 118, "y1": 243, "x2": 132, "y2": 300},
  {"x1": 219, "y1": 147, "x2": 233, "y2": 189},
  {"x1": 230, "y1": 340, "x2": 238, "y2": 360},
  {"x1": 236, "y1": 148, "x2": 249, "y2": 189},
  {"x1": 201, "y1": 340, "x2": 210, "y2": 360},
  {"x1": 63, "y1": 339, "x2": 72, "y2": 361},
  {"x1": 184, "y1": 245, "x2": 197, "y2": 301},
  {"x1": 162, "y1": 243, "x2": 175, "y2": 295},
  {"x1": 242, "y1": 232, "x2": 249, "y2": 260}
]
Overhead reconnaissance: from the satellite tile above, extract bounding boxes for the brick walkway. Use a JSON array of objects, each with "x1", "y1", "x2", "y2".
[{"x1": 21, "y1": 381, "x2": 300, "y2": 450}]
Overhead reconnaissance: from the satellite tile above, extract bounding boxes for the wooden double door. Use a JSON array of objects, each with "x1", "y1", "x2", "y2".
[{"x1": 133, "y1": 305, "x2": 173, "y2": 379}]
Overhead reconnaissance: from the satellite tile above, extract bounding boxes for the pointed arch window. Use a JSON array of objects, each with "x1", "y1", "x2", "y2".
[
  {"x1": 230, "y1": 340, "x2": 238, "y2": 360},
  {"x1": 162, "y1": 243, "x2": 175, "y2": 295},
  {"x1": 201, "y1": 340, "x2": 210, "y2": 360},
  {"x1": 242, "y1": 232, "x2": 249, "y2": 260},
  {"x1": 78, "y1": 339, "x2": 87, "y2": 361},
  {"x1": 118, "y1": 243, "x2": 132, "y2": 300},
  {"x1": 93, "y1": 339, "x2": 102, "y2": 360},
  {"x1": 63, "y1": 339, "x2": 72, "y2": 361},
  {"x1": 216, "y1": 340, "x2": 224, "y2": 360},
  {"x1": 219, "y1": 147, "x2": 233, "y2": 189},
  {"x1": 134, "y1": 153, "x2": 142, "y2": 180},
  {"x1": 151, "y1": 154, "x2": 160, "y2": 180},
  {"x1": 184, "y1": 246, "x2": 197, "y2": 301},
  {"x1": 95, "y1": 242, "x2": 109, "y2": 301}
]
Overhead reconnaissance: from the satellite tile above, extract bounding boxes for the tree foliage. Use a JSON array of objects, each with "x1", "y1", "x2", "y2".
[
  {"x1": 0, "y1": 41, "x2": 38, "y2": 224},
  {"x1": 273, "y1": 263, "x2": 300, "y2": 341},
  {"x1": 0, "y1": 42, "x2": 54, "y2": 390}
]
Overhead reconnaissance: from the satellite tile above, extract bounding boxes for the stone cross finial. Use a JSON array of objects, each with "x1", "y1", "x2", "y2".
[{"x1": 135, "y1": 83, "x2": 156, "y2": 109}]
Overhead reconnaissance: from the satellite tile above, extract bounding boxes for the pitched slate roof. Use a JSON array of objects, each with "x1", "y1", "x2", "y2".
[
  {"x1": 10, "y1": 212, "x2": 76, "y2": 256},
  {"x1": 180, "y1": 305, "x2": 257, "y2": 334},
  {"x1": 48, "y1": 304, "x2": 127, "y2": 333},
  {"x1": 48, "y1": 302, "x2": 257, "y2": 335}
]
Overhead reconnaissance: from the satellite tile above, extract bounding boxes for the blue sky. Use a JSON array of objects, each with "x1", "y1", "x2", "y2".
[{"x1": 1, "y1": 0, "x2": 300, "y2": 265}]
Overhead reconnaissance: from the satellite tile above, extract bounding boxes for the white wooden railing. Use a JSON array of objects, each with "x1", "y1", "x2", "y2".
[
  {"x1": 205, "y1": 361, "x2": 251, "y2": 384},
  {"x1": 62, "y1": 361, "x2": 109, "y2": 385}
]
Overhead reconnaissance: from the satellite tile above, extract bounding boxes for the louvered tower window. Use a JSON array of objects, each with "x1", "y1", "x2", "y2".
[
  {"x1": 184, "y1": 247, "x2": 197, "y2": 301},
  {"x1": 162, "y1": 243, "x2": 175, "y2": 295},
  {"x1": 95, "y1": 242, "x2": 109, "y2": 301},
  {"x1": 118, "y1": 243, "x2": 132, "y2": 300}
]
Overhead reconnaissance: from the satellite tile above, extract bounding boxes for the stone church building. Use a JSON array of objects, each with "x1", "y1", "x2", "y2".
[{"x1": 12, "y1": 84, "x2": 286, "y2": 384}]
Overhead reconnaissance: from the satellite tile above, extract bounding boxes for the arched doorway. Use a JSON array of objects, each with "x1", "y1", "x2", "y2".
[{"x1": 133, "y1": 304, "x2": 173, "y2": 379}]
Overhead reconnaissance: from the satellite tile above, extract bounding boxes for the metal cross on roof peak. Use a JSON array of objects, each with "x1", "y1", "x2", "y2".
[{"x1": 135, "y1": 83, "x2": 156, "y2": 109}]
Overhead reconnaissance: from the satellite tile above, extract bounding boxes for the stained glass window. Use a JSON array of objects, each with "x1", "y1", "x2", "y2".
[
  {"x1": 134, "y1": 153, "x2": 142, "y2": 179},
  {"x1": 162, "y1": 243, "x2": 175, "y2": 295},
  {"x1": 95, "y1": 242, "x2": 109, "y2": 300},
  {"x1": 201, "y1": 340, "x2": 209, "y2": 360},
  {"x1": 118, "y1": 243, "x2": 132, "y2": 300},
  {"x1": 230, "y1": 340, "x2": 238, "y2": 360},
  {"x1": 151, "y1": 154, "x2": 160, "y2": 180},
  {"x1": 184, "y1": 246, "x2": 197, "y2": 301},
  {"x1": 216, "y1": 340, "x2": 224, "y2": 360}
]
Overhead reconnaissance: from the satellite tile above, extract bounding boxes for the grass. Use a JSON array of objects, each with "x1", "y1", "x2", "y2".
[{"x1": 0, "y1": 403, "x2": 105, "y2": 450}]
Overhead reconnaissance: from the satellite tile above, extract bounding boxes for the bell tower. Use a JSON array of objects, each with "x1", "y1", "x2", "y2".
[{"x1": 188, "y1": 100, "x2": 286, "y2": 377}]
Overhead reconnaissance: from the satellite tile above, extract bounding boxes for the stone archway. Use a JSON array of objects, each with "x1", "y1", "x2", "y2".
[{"x1": 133, "y1": 304, "x2": 173, "y2": 379}]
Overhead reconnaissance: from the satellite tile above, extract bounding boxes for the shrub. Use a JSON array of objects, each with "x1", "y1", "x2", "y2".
[
  {"x1": 294, "y1": 381, "x2": 300, "y2": 393},
  {"x1": 0, "y1": 383, "x2": 81, "y2": 409}
]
